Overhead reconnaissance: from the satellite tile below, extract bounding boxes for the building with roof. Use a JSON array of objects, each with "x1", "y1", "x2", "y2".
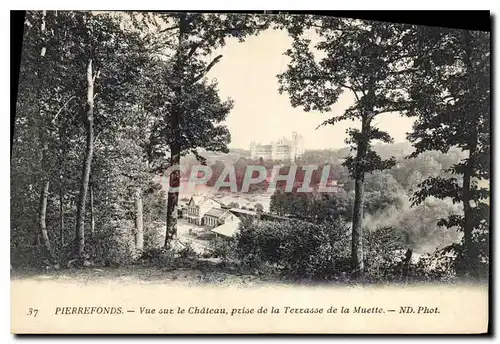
[
  {"x1": 229, "y1": 207, "x2": 261, "y2": 220},
  {"x1": 182, "y1": 195, "x2": 222, "y2": 226},
  {"x1": 203, "y1": 208, "x2": 239, "y2": 228},
  {"x1": 211, "y1": 217, "x2": 242, "y2": 239}
]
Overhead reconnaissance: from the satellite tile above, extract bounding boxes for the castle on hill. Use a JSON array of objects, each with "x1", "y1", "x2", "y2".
[{"x1": 250, "y1": 132, "x2": 304, "y2": 162}]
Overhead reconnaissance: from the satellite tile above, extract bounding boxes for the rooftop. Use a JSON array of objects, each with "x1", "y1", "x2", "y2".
[
  {"x1": 204, "y1": 208, "x2": 229, "y2": 218},
  {"x1": 211, "y1": 218, "x2": 241, "y2": 238},
  {"x1": 229, "y1": 208, "x2": 258, "y2": 216}
]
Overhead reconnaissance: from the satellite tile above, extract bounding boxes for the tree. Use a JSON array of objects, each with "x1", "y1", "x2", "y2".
[
  {"x1": 228, "y1": 202, "x2": 240, "y2": 209},
  {"x1": 140, "y1": 13, "x2": 270, "y2": 248},
  {"x1": 406, "y1": 27, "x2": 490, "y2": 277},
  {"x1": 278, "y1": 16, "x2": 411, "y2": 276},
  {"x1": 23, "y1": 11, "x2": 150, "y2": 263},
  {"x1": 64, "y1": 12, "x2": 148, "y2": 262},
  {"x1": 12, "y1": 11, "x2": 166, "y2": 268},
  {"x1": 254, "y1": 203, "x2": 264, "y2": 212},
  {"x1": 15, "y1": 10, "x2": 80, "y2": 265}
]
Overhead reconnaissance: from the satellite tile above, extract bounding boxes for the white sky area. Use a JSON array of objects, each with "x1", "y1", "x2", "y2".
[{"x1": 207, "y1": 28, "x2": 416, "y2": 150}]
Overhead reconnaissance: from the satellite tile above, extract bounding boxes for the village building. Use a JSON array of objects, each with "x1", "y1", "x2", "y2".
[
  {"x1": 203, "y1": 208, "x2": 239, "y2": 228},
  {"x1": 211, "y1": 217, "x2": 242, "y2": 239},
  {"x1": 180, "y1": 195, "x2": 242, "y2": 229},
  {"x1": 181, "y1": 195, "x2": 222, "y2": 226},
  {"x1": 229, "y1": 207, "x2": 261, "y2": 220}
]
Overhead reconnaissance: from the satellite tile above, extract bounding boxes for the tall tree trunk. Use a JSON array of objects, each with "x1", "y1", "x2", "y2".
[
  {"x1": 461, "y1": 155, "x2": 475, "y2": 276},
  {"x1": 58, "y1": 115, "x2": 65, "y2": 247},
  {"x1": 135, "y1": 188, "x2": 144, "y2": 252},
  {"x1": 351, "y1": 172, "x2": 365, "y2": 275},
  {"x1": 75, "y1": 58, "x2": 95, "y2": 259},
  {"x1": 459, "y1": 30, "x2": 479, "y2": 278},
  {"x1": 89, "y1": 183, "x2": 95, "y2": 235},
  {"x1": 35, "y1": 10, "x2": 54, "y2": 264},
  {"x1": 59, "y1": 185, "x2": 64, "y2": 246},
  {"x1": 165, "y1": 141, "x2": 180, "y2": 248},
  {"x1": 165, "y1": 14, "x2": 186, "y2": 248},
  {"x1": 350, "y1": 116, "x2": 370, "y2": 277},
  {"x1": 38, "y1": 180, "x2": 53, "y2": 263}
]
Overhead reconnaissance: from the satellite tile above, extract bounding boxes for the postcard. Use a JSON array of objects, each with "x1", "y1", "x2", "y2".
[{"x1": 10, "y1": 10, "x2": 490, "y2": 334}]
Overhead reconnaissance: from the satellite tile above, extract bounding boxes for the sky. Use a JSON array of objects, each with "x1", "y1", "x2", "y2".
[{"x1": 207, "y1": 28, "x2": 416, "y2": 150}]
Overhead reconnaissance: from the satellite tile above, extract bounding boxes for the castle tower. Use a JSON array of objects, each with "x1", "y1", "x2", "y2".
[
  {"x1": 291, "y1": 132, "x2": 304, "y2": 162},
  {"x1": 250, "y1": 141, "x2": 257, "y2": 159}
]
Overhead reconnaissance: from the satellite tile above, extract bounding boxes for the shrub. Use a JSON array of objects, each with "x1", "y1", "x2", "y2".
[
  {"x1": 178, "y1": 242, "x2": 198, "y2": 259},
  {"x1": 143, "y1": 222, "x2": 164, "y2": 251},
  {"x1": 85, "y1": 220, "x2": 136, "y2": 267},
  {"x1": 208, "y1": 237, "x2": 236, "y2": 261},
  {"x1": 409, "y1": 244, "x2": 458, "y2": 282},
  {"x1": 155, "y1": 249, "x2": 176, "y2": 267},
  {"x1": 234, "y1": 218, "x2": 352, "y2": 280},
  {"x1": 363, "y1": 226, "x2": 408, "y2": 282}
]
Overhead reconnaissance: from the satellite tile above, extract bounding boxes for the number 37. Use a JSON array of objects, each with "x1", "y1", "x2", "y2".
[{"x1": 27, "y1": 308, "x2": 38, "y2": 317}]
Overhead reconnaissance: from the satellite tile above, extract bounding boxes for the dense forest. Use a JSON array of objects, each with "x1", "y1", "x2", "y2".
[{"x1": 11, "y1": 11, "x2": 490, "y2": 284}]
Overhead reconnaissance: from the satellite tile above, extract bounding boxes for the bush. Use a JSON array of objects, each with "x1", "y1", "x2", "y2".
[
  {"x1": 85, "y1": 220, "x2": 136, "y2": 267},
  {"x1": 208, "y1": 237, "x2": 236, "y2": 261},
  {"x1": 143, "y1": 222, "x2": 164, "y2": 251},
  {"x1": 155, "y1": 249, "x2": 176, "y2": 267},
  {"x1": 234, "y1": 218, "x2": 352, "y2": 280},
  {"x1": 363, "y1": 227, "x2": 408, "y2": 282},
  {"x1": 409, "y1": 244, "x2": 458, "y2": 282},
  {"x1": 177, "y1": 242, "x2": 198, "y2": 259}
]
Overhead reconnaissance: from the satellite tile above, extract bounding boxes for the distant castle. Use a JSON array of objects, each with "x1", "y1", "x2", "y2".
[{"x1": 250, "y1": 132, "x2": 305, "y2": 162}]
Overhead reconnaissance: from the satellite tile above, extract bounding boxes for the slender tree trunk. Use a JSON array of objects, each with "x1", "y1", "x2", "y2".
[
  {"x1": 89, "y1": 183, "x2": 95, "y2": 235},
  {"x1": 35, "y1": 10, "x2": 54, "y2": 264},
  {"x1": 59, "y1": 117, "x2": 65, "y2": 247},
  {"x1": 59, "y1": 186, "x2": 64, "y2": 246},
  {"x1": 350, "y1": 116, "x2": 370, "y2": 277},
  {"x1": 351, "y1": 173, "x2": 365, "y2": 274},
  {"x1": 165, "y1": 142, "x2": 180, "y2": 247},
  {"x1": 38, "y1": 180, "x2": 53, "y2": 262},
  {"x1": 459, "y1": 30, "x2": 479, "y2": 278},
  {"x1": 135, "y1": 188, "x2": 144, "y2": 252},
  {"x1": 75, "y1": 58, "x2": 95, "y2": 259},
  {"x1": 165, "y1": 14, "x2": 186, "y2": 248}
]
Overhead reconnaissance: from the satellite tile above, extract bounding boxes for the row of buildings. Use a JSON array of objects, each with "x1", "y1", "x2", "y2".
[
  {"x1": 178, "y1": 196, "x2": 259, "y2": 238},
  {"x1": 178, "y1": 193, "x2": 307, "y2": 239}
]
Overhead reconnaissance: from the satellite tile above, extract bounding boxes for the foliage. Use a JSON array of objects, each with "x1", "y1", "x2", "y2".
[
  {"x1": 177, "y1": 242, "x2": 198, "y2": 259},
  {"x1": 138, "y1": 13, "x2": 269, "y2": 244},
  {"x1": 277, "y1": 15, "x2": 415, "y2": 273},
  {"x1": 85, "y1": 220, "x2": 137, "y2": 267},
  {"x1": 11, "y1": 12, "x2": 489, "y2": 284},
  {"x1": 405, "y1": 26, "x2": 490, "y2": 276},
  {"x1": 234, "y1": 218, "x2": 354, "y2": 280},
  {"x1": 208, "y1": 237, "x2": 236, "y2": 261},
  {"x1": 363, "y1": 227, "x2": 408, "y2": 282}
]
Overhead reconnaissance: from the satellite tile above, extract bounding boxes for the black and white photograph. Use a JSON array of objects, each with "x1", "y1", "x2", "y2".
[{"x1": 10, "y1": 10, "x2": 491, "y2": 334}]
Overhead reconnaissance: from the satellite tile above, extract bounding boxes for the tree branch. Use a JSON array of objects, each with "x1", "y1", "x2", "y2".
[
  {"x1": 192, "y1": 54, "x2": 223, "y2": 83},
  {"x1": 339, "y1": 83, "x2": 361, "y2": 102},
  {"x1": 51, "y1": 96, "x2": 76, "y2": 124},
  {"x1": 373, "y1": 106, "x2": 411, "y2": 117},
  {"x1": 159, "y1": 25, "x2": 179, "y2": 33}
]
